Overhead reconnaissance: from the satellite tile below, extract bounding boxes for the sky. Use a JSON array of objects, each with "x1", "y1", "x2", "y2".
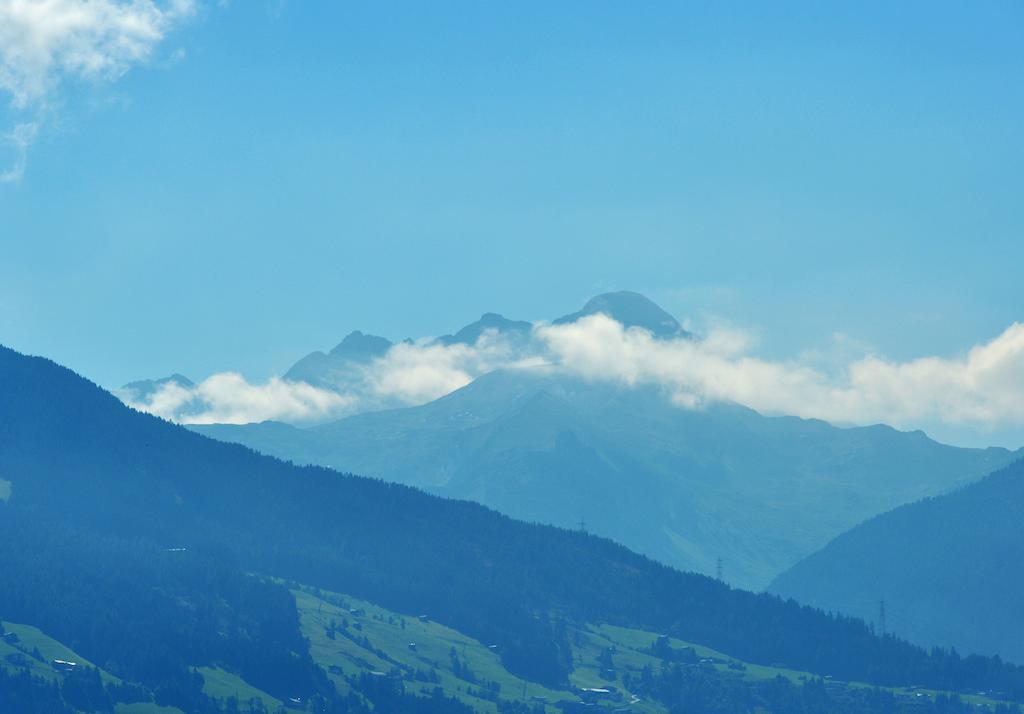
[{"x1": 1, "y1": 1, "x2": 1022, "y2": 447}]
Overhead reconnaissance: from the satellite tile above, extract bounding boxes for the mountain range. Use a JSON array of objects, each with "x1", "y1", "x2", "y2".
[
  {"x1": 273, "y1": 291, "x2": 685, "y2": 398},
  {"x1": 4, "y1": 343, "x2": 1024, "y2": 713},
  {"x1": 186, "y1": 293, "x2": 1019, "y2": 590}
]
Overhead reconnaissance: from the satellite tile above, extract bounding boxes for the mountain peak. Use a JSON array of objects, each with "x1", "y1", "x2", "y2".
[
  {"x1": 122, "y1": 373, "x2": 194, "y2": 391},
  {"x1": 120, "y1": 373, "x2": 195, "y2": 403},
  {"x1": 479, "y1": 312, "x2": 509, "y2": 324},
  {"x1": 328, "y1": 330, "x2": 393, "y2": 361},
  {"x1": 555, "y1": 291, "x2": 690, "y2": 339},
  {"x1": 437, "y1": 312, "x2": 533, "y2": 346}
]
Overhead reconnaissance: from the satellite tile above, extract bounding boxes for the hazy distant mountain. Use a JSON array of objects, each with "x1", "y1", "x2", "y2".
[
  {"x1": 283, "y1": 330, "x2": 394, "y2": 390},
  {"x1": 770, "y1": 457, "x2": 1024, "y2": 663},
  {"x1": 193, "y1": 367, "x2": 1018, "y2": 590},
  {"x1": 117, "y1": 372, "x2": 205, "y2": 420},
  {"x1": 11, "y1": 343, "x2": 1022, "y2": 710},
  {"x1": 119, "y1": 372, "x2": 194, "y2": 402}
]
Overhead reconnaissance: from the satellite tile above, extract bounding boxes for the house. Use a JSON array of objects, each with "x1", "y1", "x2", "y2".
[
  {"x1": 328, "y1": 665, "x2": 343, "y2": 675},
  {"x1": 578, "y1": 687, "x2": 622, "y2": 703},
  {"x1": 418, "y1": 614, "x2": 429, "y2": 622},
  {"x1": 407, "y1": 642, "x2": 417, "y2": 651},
  {"x1": 52, "y1": 659, "x2": 77, "y2": 672},
  {"x1": 284, "y1": 697, "x2": 304, "y2": 710}
]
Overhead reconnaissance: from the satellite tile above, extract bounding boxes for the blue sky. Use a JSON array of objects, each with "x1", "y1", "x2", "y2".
[{"x1": 1, "y1": 1, "x2": 1022, "y2": 446}]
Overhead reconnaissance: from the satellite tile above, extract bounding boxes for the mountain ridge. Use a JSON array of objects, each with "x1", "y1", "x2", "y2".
[
  {"x1": 124, "y1": 291, "x2": 690, "y2": 400},
  {"x1": 194, "y1": 366, "x2": 1019, "y2": 589}
]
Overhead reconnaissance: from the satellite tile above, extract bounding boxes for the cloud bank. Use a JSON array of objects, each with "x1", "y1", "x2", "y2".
[
  {"x1": 362, "y1": 331, "x2": 545, "y2": 406},
  {"x1": 120, "y1": 330, "x2": 545, "y2": 425},
  {"x1": 121, "y1": 316, "x2": 1024, "y2": 442},
  {"x1": 120, "y1": 372, "x2": 354, "y2": 426},
  {"x1": 0, "y1": 0, "x2": 195, "y2": 180},
  {"x1": 538, "y1": 316, "x2": 1024, "y2": 429}
]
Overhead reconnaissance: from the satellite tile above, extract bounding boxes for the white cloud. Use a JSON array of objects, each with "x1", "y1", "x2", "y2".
[
  {"x1": 836, "y1": 323, "x2": 1024, "y2": 426},
  {"x1": 536, "y1": 315, "x2": 831, "y2": 416},
  {"x1": 123, "y1": 328, "x2": 545, "y2": 425},
  {"x1": 121, "y1": 372, "x2": 355, "y2": 425},
  {"x1": 120, "y1": 315, "x2": 1024, "y2": 440},
  {"x1": 536, "y1": 314, "x2": 1024, "y2": 431},
  {"x1": 362, "y1": 330, "x2": 544, "y2": 406},
  {"x1": 0, "y1": 0, "x2": 195, "y2": 178}
]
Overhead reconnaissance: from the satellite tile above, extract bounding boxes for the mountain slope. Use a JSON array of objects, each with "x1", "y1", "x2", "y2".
[
  {"x1": 194, "y1": 368, "x2": 1017, "y2": 589},
  {"x1": 769, "y1": 457, "x2": 1024, "y2": 664},
  {"x1": 4, "y1": 343, "x2": 1024, "y2": 706},
  {"x1": 292, "y1": 584, "x2": 1012, "y2": 714}
]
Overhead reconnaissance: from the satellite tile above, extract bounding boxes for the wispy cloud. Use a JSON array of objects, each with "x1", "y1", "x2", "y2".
[
  {"x1": 121, "y1": 315, "x2": 1024, "y2": 439},
  {"x1": 0, "y1": 121, "x2": 37, "y2": 182},
  {"x1": 0, "y1": 0, "x2": 196, "y2": 179}
]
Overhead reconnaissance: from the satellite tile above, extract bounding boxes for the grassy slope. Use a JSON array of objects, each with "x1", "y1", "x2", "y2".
[
  {"x1": 114, "y1": 705, "x2": 187, "y2": 714},
  {"x1": 0, "y1": 620, "x2": 281, "y2": 714},
  {"x1": 294, "y1": 587, "x2": 1006, "y2": 713},
  {"x1": 1, "y1": 620, "x2": 120, "y2": 685},
  {"x1": 294, "y1": 588, "x2": 574, "y2": 712},
  {"x1": 197, "y1": 667, "x2": 282, "y2": 711},
  {"x1": 1, "y1": 591, "x2": 1008, "y2": 714},
  {"x1": 0, "y1": 620, "x2": 187, "y2": 714}
]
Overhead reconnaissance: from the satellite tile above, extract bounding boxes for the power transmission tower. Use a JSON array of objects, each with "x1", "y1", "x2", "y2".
[{"x1": 879, "y1": 599, "x2": 887, "y2": 636}]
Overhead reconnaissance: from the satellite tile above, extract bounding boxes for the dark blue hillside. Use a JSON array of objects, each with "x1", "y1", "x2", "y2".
[{"x1": 772, "y1": 456, "x2": 1024, "y2": 663}]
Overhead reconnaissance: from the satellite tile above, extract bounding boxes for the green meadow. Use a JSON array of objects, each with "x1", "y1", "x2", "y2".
[{"x1": 1, "y1": 589, "x2": 1008, "y2": 713}]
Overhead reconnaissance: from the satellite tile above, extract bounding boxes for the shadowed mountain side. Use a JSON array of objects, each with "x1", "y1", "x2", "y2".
[
  {"x1": 193, "y1": 367, "x2": 1018, "y2": 590},
  {"x1": 770, "y1": 457, "x2": 1024, "y2": 664}
]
